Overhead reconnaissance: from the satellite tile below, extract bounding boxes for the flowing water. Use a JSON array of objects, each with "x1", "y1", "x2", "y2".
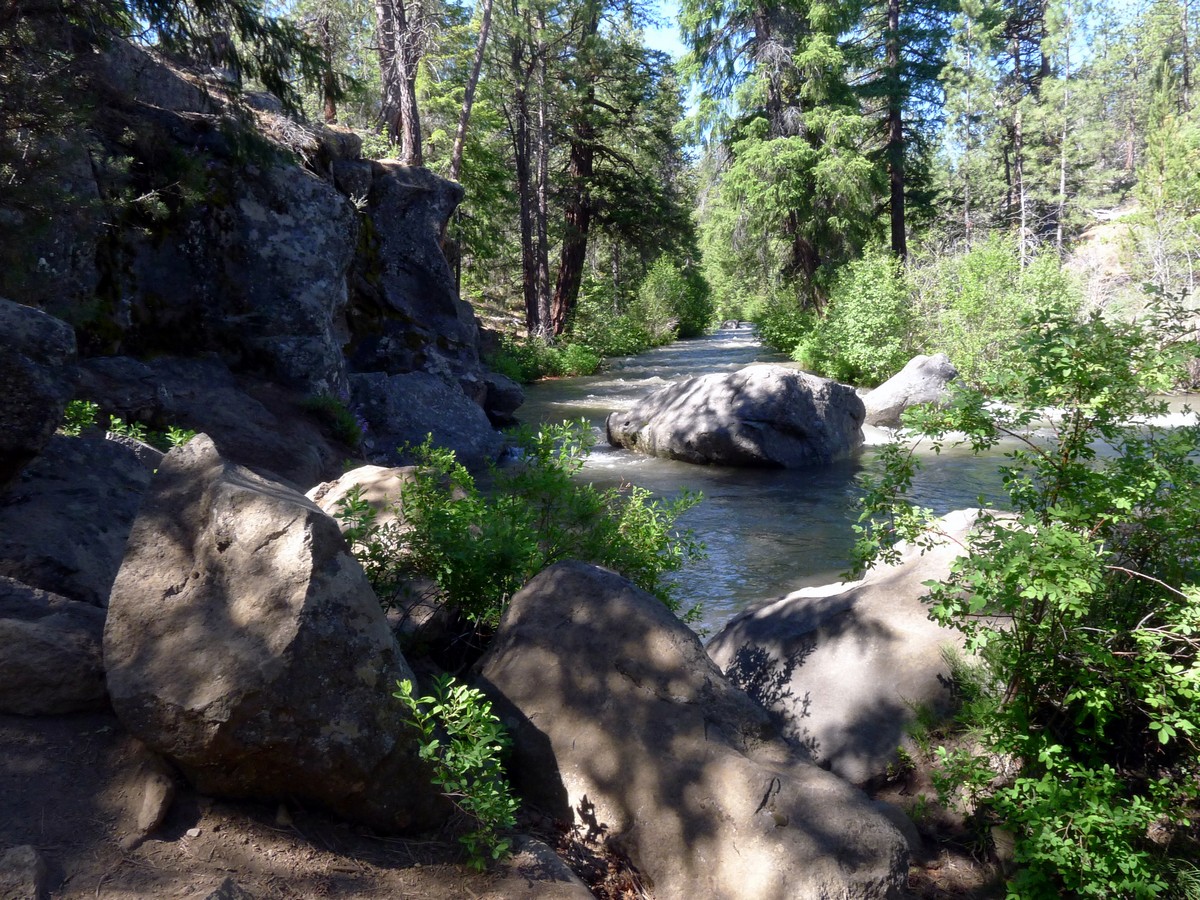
[{"x1": 518, "y1": 327, "x2": 1015, "y2": 635}]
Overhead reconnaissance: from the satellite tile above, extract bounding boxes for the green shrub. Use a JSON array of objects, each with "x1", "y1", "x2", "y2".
[
  {"x1": 340, "y1": 421, "x2": 704, "y2": 627},
  {"x1": 395, "y1": 675, "x2": 518, "y2": 871},
  {"x1": 634, "y1": 256, "x2": 714, "y2": 341},
  {"x1": 301, "y1": 393, "x2": 363, "y2": 447},
  {"x1": 909, "y1": 236, "x2": 1081, "y2": 388},
  {"x1": 568, "y1": 276, "x2": 655, "y2": 357},
  {"x1": 60, "y1": 400, "x2": 99, "y2": 436},
  {"x1": 754, "y1": 293, "x2": 814, "y2": 355},
  {"x1": 856, "y1": 300, "x2": 1200, "y2": 897},
  {"x1": 795, "y1": 249, "x2": 915, "y2": 386},
  {"x1": 486, "y1": 336, "x2": 602, "y2": 383}
]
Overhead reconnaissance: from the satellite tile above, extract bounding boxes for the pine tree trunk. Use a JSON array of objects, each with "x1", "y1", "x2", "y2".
[
  {"x1": 374, "y1": 0, "x2": 423, "y2": 165},
  {"x1": 550, "y1": 134, "x2": 594, "y2": 334},
  {"x1": 549, "y1": 1, "x2": 600, "y2": 335},
  {"x1": 513, "y1": 80, "x2": 540, "y2": 335},
  {"x1": 319, "y1": 12, "x2": 338, "y2": 124},
  {"x1": 886, "y1": 0, "x2": 906, "y2": 260},
  {"x1": 448, "y1": 0, "x2": 494, "y2": 182},
  {"x1": 534, "y1": 14, "x2": 551, "y2": 332}
]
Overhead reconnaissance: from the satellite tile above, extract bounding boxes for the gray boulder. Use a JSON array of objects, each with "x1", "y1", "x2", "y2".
[
  {"x1": 483, "y1": 371, "x2": 525, "y2": 427},
  {"x1": 478, "y1": 561, "x2": 908, "y2": 900},
  {"x1": 0, "y1": 577, "x2": 107, "y2": 715},
  {"x1": 863, "y1": 353, "x2": 958, "y2": 428},
  {"x1": 606, "y1": 364, "x2": 864, "y2": 467},
  {"x1": 352, "y1": 371, "x2": 504, "y2": 472},
  {"x1": 707, "y1": 509, "x2": 977, "y2": 784},
  {"x1": 306, "y1": 464, "x2": 416, "y2": 533},
  {"x1": 77, "y1": 356, "x2": 170, "y2": 425},
  {"x1": 104, "y1": 435, "x2": 444, "y2": 832},
  {"x1": 346, "y1": 164, "x2": 480, "y2": 384},
  {"x1": 146, "y1": 356, "x2": 344, "y2": 488},
  {"x1": 0, "y1": 299, "x2": 78, "y2": 488},
  {"x1": 0, "y1": 434, "x2": 153, "y2": 606}
]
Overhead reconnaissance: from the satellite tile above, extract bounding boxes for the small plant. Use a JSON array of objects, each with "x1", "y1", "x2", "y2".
[
  {"x1": 60, "y1": 400, "x2": 99, "y2": 436},
  {"x1": 164, "y1": 424, "x2": 196, "y2": 448},
  {"x1": 334, "y1": 484, "x2": 408, "y2": 602},
  {"x1": 302, "y1": 393, "x2": 364, "y2": 447},
  {"x1": 107, "y1": 415, "x2": 149, "y2": 442},
  {"x1": 395, "y1": 675, "x2": 518, "y2": 870}
]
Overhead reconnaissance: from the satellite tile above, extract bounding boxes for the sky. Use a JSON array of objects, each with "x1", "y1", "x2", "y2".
[{"x1": 643, "y1": 0, "x2": 686, "y2": 60}]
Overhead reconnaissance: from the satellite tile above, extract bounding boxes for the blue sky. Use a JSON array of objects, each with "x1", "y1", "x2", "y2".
[{"x1": 643, "y1": 0, "x2": 685, "y2": 59}]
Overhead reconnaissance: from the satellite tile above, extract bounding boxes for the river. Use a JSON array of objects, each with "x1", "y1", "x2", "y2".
[{"x1": 518, "y1": 327, "x2": 1013, "y2": 635}]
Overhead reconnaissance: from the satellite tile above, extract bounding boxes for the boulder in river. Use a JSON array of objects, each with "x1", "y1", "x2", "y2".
[
  {"x1": 605, "y1": 364, "x2": 865, "y2": 467},
  {"x1": 863, "y1": 353, "x2": 958, "y2": 428},
  {"x1": 707, "y1": 509, "x2": 978, "y2": 784},
  {"x1": 479, "y1": 560, "x2": 909, "y2": 900}
]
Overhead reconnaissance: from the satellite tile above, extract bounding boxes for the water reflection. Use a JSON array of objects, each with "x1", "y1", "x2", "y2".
[{"x1": 521, "y1": 329, "x2": 1002, "y2": 634}]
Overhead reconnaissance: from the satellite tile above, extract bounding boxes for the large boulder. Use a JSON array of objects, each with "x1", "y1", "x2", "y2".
[
  {"x1": 345, "y1": 164, "x2": 480, "y2": 385},
  {"x1": 0, "y1": 299, "x2": 78, "y2": 488},
  {"x1": 0, "y1": 577, "x2": 107, "y2": 715},
  {"x1": 352, "y1": 371, "x2": 505, "y2": 472},
  {"x1": 863, "y1": 353, "x2": 958, "y2": 428},
  {"x1": 707, "y1": 509, "x2": 978, "y2": 784},
  {"x1": 104, "y1": 435, "x2": 444, "y2": 832},
  {"x1": 0, "y1": 434, "x2": 153, "y2": 606},
  {"x1": 306, "y1": 464, "x2": 416, "y2": 532},
  {"x1": 478, "y1": 561, "x2": 909, "y2": 900},
  {"x1": 606, "y1": 364, "x2": 865, "y2": 467},
  {"x1": 146, "y1": 356, "x2": 345, "y2": 488}
]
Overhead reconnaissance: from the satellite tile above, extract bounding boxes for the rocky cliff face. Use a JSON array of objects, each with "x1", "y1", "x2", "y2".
[{"x1": 0, "y1": 39, "x2": 510, "y2": 487}]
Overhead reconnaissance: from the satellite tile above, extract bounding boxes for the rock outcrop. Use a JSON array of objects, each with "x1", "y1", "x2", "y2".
[
  {"x1": 479, "y1": 561, "x2": 909, "y2": 900},
  {"x1": 0, "y1": 299, "x2": 77, "y2": 489},
  {"x1": 353, "y1": 370, "x2": 506, "y2": 472},
  {"x1": 0, "y1": 435, "x2": 154, "y2": 606},
  {"x1": 707, "y1": 509, "x2": 978, "y2": 784},
  {"x1": 0, "y1": 577, "x2": 107, "y2": 715},
  {"x1": 0, "y1": 39, "x2": 512, "y2": 484},
  {"x1": 606, "y1": 364, "x2": 865, "y2": 467},
  {"x1": 105, "y1": 435, "x2": 444, "y2": 832},
  {"x1": 863, "y1": 353, "x2": 958, "y2": 428}
]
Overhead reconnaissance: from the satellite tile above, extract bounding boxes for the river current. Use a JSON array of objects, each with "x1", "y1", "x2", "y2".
[{"x1": 518, "y1": 327, "x2": 1015, "y2": 635}]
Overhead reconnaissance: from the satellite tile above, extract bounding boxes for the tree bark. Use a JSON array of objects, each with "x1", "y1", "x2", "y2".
[
  {"x1": 374, "y1": 0, "x2": 423, "y2": 165},
  {"x1": 319, "y1": 12, "x2": 338, "y2": 124},
  {"x1": 886, "y1": 0, "x2": 906, "y2": 259},
  {"x1": 549, "y1": 0, "x2": 600, "y2": 335},
  {"x1": 550, "y1": 133, "x2": 594, "y2": 334},
  {"x1": 448, "y1": 0, "x2": 494, "y2": 182},
  {"x1": 534, "y1": 9, "x2": 551, "y2": 333}
]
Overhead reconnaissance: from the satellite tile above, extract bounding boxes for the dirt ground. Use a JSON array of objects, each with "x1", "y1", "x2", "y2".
[{"x1": 0, "y1": 709, "x2": 1001, "y2": 899}]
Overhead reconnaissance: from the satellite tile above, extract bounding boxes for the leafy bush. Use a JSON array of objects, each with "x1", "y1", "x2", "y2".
[
  {"x1": 909, "y1": 236, "x2": 1081, "y2": 387},
  {"x1": 635, "y1": 256, "x2": 714, "y2": 340},
  {"x1": 856, "y1": 301, "x2": 1200, "y2": 896},
  {"x1": 486, "y1": 335, "x2": 602, "y2": 383},
  {"x1": 395, "y1": 675, "x2": 518, "y2": 871},
  {"x1": 340, "y1": 421, "x2": 704, "y2": 627},
  {"x1": 754, "y1": 293, "x2": 814, "y2": 355},
  {"x1": 568, "y1": 276, "x2": 656, "y2": 357},
  {"x1": 60, "y1": 400, "x2": 99, "y2": 436},
  {"x1": 301, "y1": 393, "x2": 364, "y2": 447},
  {"x1": 793, "y1": 249, "x2": 915, "y2": 386}
]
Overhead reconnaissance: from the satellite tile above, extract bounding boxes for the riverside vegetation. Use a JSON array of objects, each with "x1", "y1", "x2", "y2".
[
  {"x1": 336, "y1": 420, "x2": 703, "y2": 866},
  {"x1": 855, "y1": 301, "x2": 1200, "y2": 897}
]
